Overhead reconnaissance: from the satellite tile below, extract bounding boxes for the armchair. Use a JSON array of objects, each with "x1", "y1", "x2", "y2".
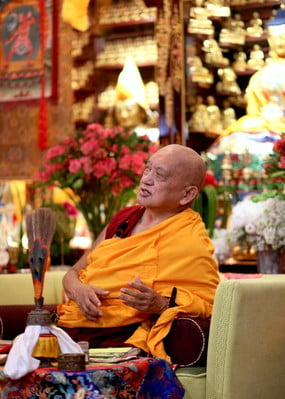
[{"x1": 175, "y1": 275, "x2": 285, "y2": 399}]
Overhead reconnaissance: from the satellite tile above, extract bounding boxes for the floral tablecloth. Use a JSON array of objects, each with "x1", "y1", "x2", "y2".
[{"x1": 0, "y1": 357, "x2": 184, "y2": 399}]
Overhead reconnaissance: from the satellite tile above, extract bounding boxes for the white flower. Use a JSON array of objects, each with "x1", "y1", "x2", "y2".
[
  {"x1": 244, "y1": 223, "x2": 256, "y2": 234},
  {"x1": 228, "y1": 195, "x2": 285, "y2": 251}
]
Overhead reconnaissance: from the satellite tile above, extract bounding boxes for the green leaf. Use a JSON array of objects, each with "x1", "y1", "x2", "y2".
[
  {"x1": 202, "y1": 185, "x2": 218, "y2": 238},
  {"x1": 72, "y1": 178, "x2": 84, "y2": 190}
]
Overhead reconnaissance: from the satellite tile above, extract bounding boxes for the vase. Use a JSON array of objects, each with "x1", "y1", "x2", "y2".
[{"x1": 256, "y1": 249, "x2": 280, "y2": 274}]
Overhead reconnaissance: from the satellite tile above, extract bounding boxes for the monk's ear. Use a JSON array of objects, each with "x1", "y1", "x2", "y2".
[{"x1": 180, "y1": 186, "x2": 199, "y2": 206}]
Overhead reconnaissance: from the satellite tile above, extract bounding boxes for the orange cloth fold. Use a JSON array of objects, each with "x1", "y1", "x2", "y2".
[{"x1": 58, "y1": 208, "x2": 220, "y2": 360}]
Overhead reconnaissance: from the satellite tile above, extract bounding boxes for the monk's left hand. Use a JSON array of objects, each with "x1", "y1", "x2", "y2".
[{"x1": 119, "y1": 275, "x2": 168, "y2": 314}]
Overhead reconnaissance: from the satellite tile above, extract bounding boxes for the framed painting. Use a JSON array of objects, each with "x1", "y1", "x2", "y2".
[{"x1": 0, "y1": 0, "x2": 58, "y2": 102}]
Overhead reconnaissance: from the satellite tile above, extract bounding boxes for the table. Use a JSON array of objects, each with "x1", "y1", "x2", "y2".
[
  {"x1": 0, "y1": 357, "x2": 184, "y2": 398},
  {"x1": 219, "y1": 257, "x2": 257, "y2": 274}
]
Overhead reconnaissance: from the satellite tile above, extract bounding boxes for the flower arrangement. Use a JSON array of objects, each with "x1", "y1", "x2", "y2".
[
  {"x1": 264, "y1": 134, "x2": 285, "y2": 188},
  {"x1": 34, "y1": 124, "x2": 158, "y2": 239},
  {"x1": 228, "y1": 192, "x2": 285, "y2": 252}
]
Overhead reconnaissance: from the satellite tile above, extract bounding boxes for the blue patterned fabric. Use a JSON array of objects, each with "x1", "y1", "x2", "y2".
[{"x1": 0, "y1": 357, "x2": 184, "y2": 398}]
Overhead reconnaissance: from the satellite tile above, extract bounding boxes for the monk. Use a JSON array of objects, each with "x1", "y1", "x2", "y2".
[{"x1": 57, "y1": 144, "x2": 220, "y2": 363}]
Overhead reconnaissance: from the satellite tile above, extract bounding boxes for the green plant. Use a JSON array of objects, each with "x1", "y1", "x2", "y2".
[
  {"x1": 192, "y1": 173, "x2": 219, "y2": 238},
  {"x1": 192, "y1": 184, "x2": 218, "y2": 238}
]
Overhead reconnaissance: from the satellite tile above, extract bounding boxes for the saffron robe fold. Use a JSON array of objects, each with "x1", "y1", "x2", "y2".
[{"x1": 58, "y1": 208, "x2": 220, "y2": 361}]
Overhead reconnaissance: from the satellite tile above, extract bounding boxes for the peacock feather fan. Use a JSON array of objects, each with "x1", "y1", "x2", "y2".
[{"x1": 25, "y1": 208, "x2": 57, "y2": 304}]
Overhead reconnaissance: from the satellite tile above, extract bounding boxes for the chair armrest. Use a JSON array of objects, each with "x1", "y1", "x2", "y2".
[{"x1": 206, "y1": 275, "x2": 285, "y2": 399}]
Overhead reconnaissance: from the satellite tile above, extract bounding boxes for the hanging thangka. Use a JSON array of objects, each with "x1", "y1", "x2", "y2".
[{"x1": 0, "y1": 0, "x2": 58, "y2": 103}]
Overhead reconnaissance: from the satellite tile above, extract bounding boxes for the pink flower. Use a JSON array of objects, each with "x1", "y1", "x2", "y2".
[
  {"x1": 34, "y1": 169, "x2": 50, "y2": 182},
  {"x1": 62, "y1": 137, "x2": 77, "y2": 147},
  {"x1": 81, "y1": 157, "x2": 94, "y2": 174},
  {"x1": 68, "y1": 159, "x2": 82, "y2": 174},
  {"x1": 45, "y1": 163, "x2": 64, "y2": 174},
  {"x1": 119, "y1": 174, "x2": 135, "y2": 188},
  {"x1": 111, "y1": 184, "x2": 123, "y2": 195},
  {"x1": 94, "y1": 158, "x2": 117, "y2": 178},
  {"x1": 119, "y1": 154, "x2": 132, "y2": 170},
  {"x1": 46, "y1": 145, "x2": 66, "y2": 160},
  {"x1": 121, "y1": 145, "x2": 132, "y2": 155},
  {"x1": 110, "y1": 144, "x2": 118, "y2": 153},
  {"x1": 63, "y1": 201, "x2": 78, "y2": 217},
  {"x1": 104, "y1": 128, "x2": 116, "y2": 139},
  {"x1": 130, "y1": 152, "x2": 147, "y2": 175},
  {"x1": 278, "y1": 160, "x2": 285, "y2": 169},
  {"x1": 273, "y1": 137, "x2": 285, "y2": 155},
  {"x1": 81, "y1": 138, "x2": 101, "y2": 155},
  {"x1": 149, "y1": 143, "x2": 159, "y2": 154}
]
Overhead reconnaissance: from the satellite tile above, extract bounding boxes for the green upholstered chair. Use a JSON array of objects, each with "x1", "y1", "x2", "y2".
[{"x1": 175, "y1": 275, "x2": 285, "y2": 399}]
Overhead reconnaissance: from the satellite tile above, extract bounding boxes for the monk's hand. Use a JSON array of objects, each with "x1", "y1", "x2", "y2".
[
  {"x1": 119, "y1": 276, "x2": 168, "y2": 314},
  {"x1": 73, "y1": 283, "x2": 109, "y2": 321}
]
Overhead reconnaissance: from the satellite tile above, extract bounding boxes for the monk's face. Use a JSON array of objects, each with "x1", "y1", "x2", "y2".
[{"x1": 137, "y1": 146, "x2": 196, "y2": 212}]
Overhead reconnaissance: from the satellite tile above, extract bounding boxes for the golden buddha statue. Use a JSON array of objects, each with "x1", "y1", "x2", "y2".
[
  {"x1": 205, "y1": 0, "x2": 230, "y2": 18},
  {"x1": 105, "y1": 57, "x2": 159, "y2": 143},
  {"x1": 189, "y1": 56, "x2": 214, "y2": 85},
  {"x1": 208, "y1": 8, "x2": 285, "y2": 156},
  {"x1": 232, "y1": 51, "x2": 248, "y2": 72},
  {"x1": 222, "y1": 103, "x2": 237, "y2": 129},
  {"x1": 247, "y1": 44, "x2": 265, "y2": 71},
  {"x1": 202, "y1": 38, "x2": 229, "y2": 66},
  {"x1": 224, "y1": 8, "x2": 285, "y2": 136},
  {"x1": 216, "y1": 67, "x2": 241, "y2": 95},
  {"x1": 188, "y1": 2, "x2": 214, "y2": 35},
  {"x1": 246, "y1": 12, "x2": 264, "y2": 38},
  {"x1": 206, "y1": 95, "x2": 223, "y2": 135},
  {"x1": 188, "y1": 95, "x2": 209, "y2": 132},
  {"x1": 219, "y1": 14, "x2": 246, "y2": 45}
]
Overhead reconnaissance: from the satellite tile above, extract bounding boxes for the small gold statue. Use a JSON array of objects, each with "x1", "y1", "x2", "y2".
[
  {"x1": 188, "y1": 4, "x2": 214, "y2": 35},
  {"x1": 206, "y1": 95, "x2": 223, "y2": 135},
  {"x1": 232, "y1": 51, "x2": 248, "y2": 72},
  {"x1": 205, "y1": 0, "x2": 230, "y2": 18},
  {"x1": 246, "y1": 12, "x2": 264, "y2": 38},
  {"x1": 189, "y1": 56, "x2": 214, "y2": 85},
  {"x1": 216, "y1": 67, "x2": 241, "y2": 95},
  {"x1": 222, "y1": 103, "x2": 237, "y2": 129},
  {"x1": 188, "y1": 95, "x2": 209, "y2": 132},
  {"x1": 202, "y1": 38, "x2": 229, "y2": 66},
  {"x1": 219, "y1": 14, "x2": 246, "y2": 45},
  {"x1": 247, "y1": 44, "x2": 265, "y2": 70}
]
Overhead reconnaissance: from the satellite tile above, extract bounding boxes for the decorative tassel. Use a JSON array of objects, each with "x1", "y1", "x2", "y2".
[{"x1": 38, "y1": 0, "x2": 48, "y2": 151}]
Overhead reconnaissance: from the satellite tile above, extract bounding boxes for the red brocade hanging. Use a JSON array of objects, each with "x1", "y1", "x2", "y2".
[
  {"x1": 0, "y1": 0, "x2": 58, "y2": 150},
  {"x1": 38, "y1": 0, "x2": 47, "y2": 150}
]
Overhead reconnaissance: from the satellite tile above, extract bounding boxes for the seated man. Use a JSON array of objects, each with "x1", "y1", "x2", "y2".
[{"x1": 57, "y1": 144, "x2": 220, "y2": 364}]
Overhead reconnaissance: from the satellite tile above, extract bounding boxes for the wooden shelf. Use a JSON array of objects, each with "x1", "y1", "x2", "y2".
[
  {"x1": 98, "y1": 19, "x2": 156, "y2": 29},
  {"x1": 94, "y1": 61, "x2": 156, "y2": 70},
  {"x1": 72, "y1": 0, "x2": 158, "y2": 129}
]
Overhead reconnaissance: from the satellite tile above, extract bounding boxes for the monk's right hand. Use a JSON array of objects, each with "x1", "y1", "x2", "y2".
[{"x1": 73, "y1": 283, "x2": 109, "y2": 322}]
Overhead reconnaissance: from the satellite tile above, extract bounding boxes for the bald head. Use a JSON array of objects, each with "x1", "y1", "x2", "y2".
[{"x1": 157, "y1": 144, "x2": 206, "y2": 191}]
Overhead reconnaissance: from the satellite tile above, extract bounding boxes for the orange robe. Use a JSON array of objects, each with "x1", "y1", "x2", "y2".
[{"x1": 58, "y1": 208, "x2": 220, "y2": 361}]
